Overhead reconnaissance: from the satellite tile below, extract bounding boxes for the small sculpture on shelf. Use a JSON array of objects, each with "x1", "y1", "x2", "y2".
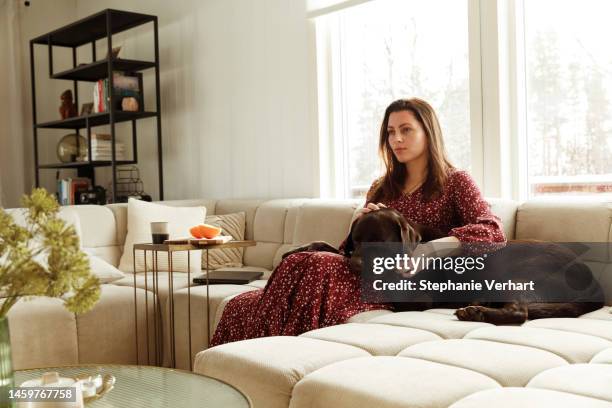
[
  {"x1": 59, "y1": 89, "x2": 77, "y2": 119},
  {"x1": 121, "y1": 97, "x2": 139, "y2": 112}
]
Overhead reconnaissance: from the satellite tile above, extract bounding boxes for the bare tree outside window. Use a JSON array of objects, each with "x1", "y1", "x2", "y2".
[
  {"x1": 328, "y1": 0, "x2": 470, "y2": 198},
  {"x1": 525, "y1": 0, "x2": 612, "y2": 197}
]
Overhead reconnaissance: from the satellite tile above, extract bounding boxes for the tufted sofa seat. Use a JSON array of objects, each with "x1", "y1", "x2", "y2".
[{"x1": 4, "y1": 196, "x2": 612, "y2": 407}]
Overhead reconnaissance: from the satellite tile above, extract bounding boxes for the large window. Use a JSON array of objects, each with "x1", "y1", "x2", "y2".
[
  {"x1": 315, "y1": 0, "x2": 612, "y2": 200},
  {"x1": 316, "y1": 0, "x2": 470, "y2": 198},
  {"x1": 524, "y1": 0, "x2": 612, "y2": 197}
]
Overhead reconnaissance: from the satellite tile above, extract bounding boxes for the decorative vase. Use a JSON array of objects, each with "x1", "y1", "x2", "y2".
[{"x1": 0, "y1": 317, "x2": 14, "y2": 408}]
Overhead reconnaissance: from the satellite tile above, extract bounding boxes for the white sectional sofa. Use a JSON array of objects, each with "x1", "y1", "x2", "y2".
[{"x1": 4, "y1": 197, "x2": 612, "y2": 407}]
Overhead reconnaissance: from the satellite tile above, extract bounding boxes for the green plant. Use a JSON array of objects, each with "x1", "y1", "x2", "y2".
[{"x1": 0, "y1": 188, "x2": 100, "y2": 317}]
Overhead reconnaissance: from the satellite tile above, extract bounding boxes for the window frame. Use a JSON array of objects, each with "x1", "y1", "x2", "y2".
[
  {"x1": 315, "y1": 0, "x2": 487, "y2": 199},
  {"x1": 314, "y1": 0, "x2": 608, "y2": 202}
]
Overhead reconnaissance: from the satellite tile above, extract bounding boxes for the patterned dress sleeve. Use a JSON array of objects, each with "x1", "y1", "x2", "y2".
[{"x1": 447, "y1": 171, "x2": 506, "y2": 251}]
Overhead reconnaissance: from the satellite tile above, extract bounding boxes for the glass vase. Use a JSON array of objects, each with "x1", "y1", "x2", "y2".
[{"x1": 0, "y1": 316, "x2": 14, "y2": 408}]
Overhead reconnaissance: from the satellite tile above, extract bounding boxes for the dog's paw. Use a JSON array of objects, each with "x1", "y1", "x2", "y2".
[{"x1": 455, "y1": 306, "x2": 485, "y2": 322}]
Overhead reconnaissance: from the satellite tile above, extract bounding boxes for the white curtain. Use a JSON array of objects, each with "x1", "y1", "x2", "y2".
[
  {"x1": 0, "y1": 0, "x2": 27, "y2": 208},
  {"x1": 307, "y1": 0, "x2": 374, "y2": 18}
]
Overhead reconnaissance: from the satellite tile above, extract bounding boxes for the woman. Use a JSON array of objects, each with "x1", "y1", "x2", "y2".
[{"x1": 210, "y1": 98, "x2": 506, "y2": 346}]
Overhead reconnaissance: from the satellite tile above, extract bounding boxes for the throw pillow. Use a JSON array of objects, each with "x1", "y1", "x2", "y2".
[
  {"x1": 118, "y1": 198, "x2": 205, "y2": 273},
  {"x1": 202, "y1": 212, "x2": 246, "y2": 270},
  {"x1": 86, "y1": 252, "x2": 125, "y2": 283}
]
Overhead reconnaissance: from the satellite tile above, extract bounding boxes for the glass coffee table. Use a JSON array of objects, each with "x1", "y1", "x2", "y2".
[{"x1": 14, "y1": 365, "x2": 251, "y2": 407}]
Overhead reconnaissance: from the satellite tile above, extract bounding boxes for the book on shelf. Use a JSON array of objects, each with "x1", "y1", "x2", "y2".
[
  {"x1": 90, "y1": 141, "x2": 126, "y2": 150},
  {"x1": 91, "y1": 155, "x2": 127, "y2": 161},
  {"x1": 88, "y1": 133, "x2": 127, "y2": 160},
  {"x1": 56, "y1": 177, "x2": 91, "y2": 205},
  {"x1": 93, "y1": 72, "x2": 142, "y2": 113},
  {"x1": 91, "y1": 133, "x2": 111, "y2": 141}
]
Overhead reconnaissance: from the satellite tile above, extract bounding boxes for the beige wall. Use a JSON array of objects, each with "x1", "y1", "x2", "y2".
[
  {"x1": 1, "y1": 0, "x2": 76, "y2": 208},
  {"x1": 7, "y1": 0, "x2": 319, "y2": 205}
]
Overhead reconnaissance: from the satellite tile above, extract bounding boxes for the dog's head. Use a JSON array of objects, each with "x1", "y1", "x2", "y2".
[{"x1": 344, "y1": 208, "x2": 421, "y2": 274}]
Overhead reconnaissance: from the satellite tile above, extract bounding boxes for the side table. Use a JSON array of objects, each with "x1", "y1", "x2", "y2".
[{"x1": 133, "y1": 240, "x2": 256, "y2": 369}]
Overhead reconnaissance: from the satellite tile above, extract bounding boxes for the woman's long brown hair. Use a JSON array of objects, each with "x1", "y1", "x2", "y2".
[{"x1": 368, "y1": 98, "x2": 455, "y2": 203}]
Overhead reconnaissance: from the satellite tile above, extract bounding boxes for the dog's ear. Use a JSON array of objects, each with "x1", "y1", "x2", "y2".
[
  {"x1": 343, "y1": 219, "x2": 357, "y2": 256},
  {"x1": 399, "y1": 216, "x2": 421, "y2": 246}
]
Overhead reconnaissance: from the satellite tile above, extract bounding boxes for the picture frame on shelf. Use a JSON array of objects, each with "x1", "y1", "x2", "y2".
[{"x1": 80, "y1": 102, "x2": 94, "y2": 116}]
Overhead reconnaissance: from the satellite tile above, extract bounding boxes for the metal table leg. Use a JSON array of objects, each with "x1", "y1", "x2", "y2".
[
  {"x1": 206, "y1": 248, "x2": 211, "y2": 348},
  {"x1": 132, "y1": 248, "x2": 138, "y2": 364},
  {"x1": 187, "y1": 250, "x2": 192, "y2": 371}
]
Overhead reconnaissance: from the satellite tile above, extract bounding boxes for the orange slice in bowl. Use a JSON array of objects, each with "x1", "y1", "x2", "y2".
[
  {"x1": 190, "y1": 224, "x2": 222, "y2": 239},
  {"x1": 199, "y1": 224, "x2": 222, "y2": 239},
  {"x1": 190, "y1": 225, "x2": 204, "y2": 239}
]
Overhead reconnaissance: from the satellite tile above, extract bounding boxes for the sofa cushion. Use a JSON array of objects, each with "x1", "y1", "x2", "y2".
[
  {"x1": 515, "y1": 200, "x2": 612, "y2": 247},
  {"x1": 157, "y1": 199, "x2": 217, "y2": 214},
  {"x1": 368, "y1": 311, "x2": 492, "y2": 338},
  {"x1": 465, "y1": 326, "x2": 612, "y2": 363},
  {"x1": 85, "y1": 252, "x2": 125, "y2": 283},
  {"x1": 270, "y1": 205, "x2": 307, "y2": 269},
  {"x1": 591, "y1": 348, "x2": 612, "y2": 364},
  {"x1": 76, "y1": 284, "x2": 155, "y2": 365},
  {"x1": 4, "y1": 296, "x2": 78, "y2": 370},
  {"x1": 214, "y1": 199, "x2": 278, "y2": 269},
  {"x1": 82, "y1": 245, "x2": 122, "y2": 268},
  {"x1": 398, "y1": 339, "x2": 567, "y2": 386},
  {"x1": 202, "y1": 212, "x2": 246, "y2": 270},
  {"x1": 523, "y1": 318, "x2": 612, "y2": 342},
  {"x1": 527, "y1": 364, "x2": 612, "y2": 402},
  {"x1": 69, "y1": 205, "x2": 116, "y2": 250},
  {"x1": 580, "y1": 306, "x2": 612, "y2": 321},
  {"x1": 106, "y1": 199, "x2": 216, "y2": 249},
  {"x1": 112, "y1": 272, "x2": 193, "y2": 309},
  {"x1": 289, "y1": 356, "x2": 500, "y2": 408},
  {"x1": 5, "y1": 206, "x2": 82, "y2": 245},
  {"x1": 215, "y1": 199, "x2": 264, "y2": 241},
  {"x1": 193, "y1": 336, "x2": 370, "y2": 408},
  {"x1": 241, "y1": 199, "x2": 307, "y2": 270},
  {"x1": 172, "y1": 284, "x2": 259, "y2": 370},
  {"x1": 261, "y1": 199, "x2": 311, "y2": 269},
  {"x1": 292, "y1": 200, "x2": 361, "y2": 247},
  {"x1": 244, "y1": 279, "x2": 267, "y2": 289},
  {"x1": 346, "y1": 309, "x2": 394, "y2": 323},
  {"x1": 271, "y1": 244, "x2": 300, "y2": 270},
  {"x1": 300, "y1": 323, "x2": 441, "y2": 356},
  {"x1": 118, "y1": 198, "x2": 205, "y2": 273},
  {"x1": 449, "y1": 387, "x2": 612, "y2": 408},
  {"x1": 423, "y1": 308, "x2": 459, "y2": 315},
  {"x1": 106, "y1": 203, "x2": 129, "y2": 248},
  {"x1": 244, "y1": 242, "x2": 281, "y2": 271}
]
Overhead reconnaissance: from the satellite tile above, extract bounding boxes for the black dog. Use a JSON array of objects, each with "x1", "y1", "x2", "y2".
[{"x1": 284, "y1": 208, "x2": 604, "y2": 324}]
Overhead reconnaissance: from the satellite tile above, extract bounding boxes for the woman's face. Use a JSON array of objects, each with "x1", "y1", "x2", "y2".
[{"x1": 387, "y1": 110, "x2": 428, "y2": 164}]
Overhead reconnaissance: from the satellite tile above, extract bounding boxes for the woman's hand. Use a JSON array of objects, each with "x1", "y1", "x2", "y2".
[{"x1": 356, "y1": 202, "x2": 387, "y2": 218}]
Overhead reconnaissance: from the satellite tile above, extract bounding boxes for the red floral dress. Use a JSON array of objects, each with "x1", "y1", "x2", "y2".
[{"x1": 210, "y1": 170, "x2": 506, "y2": 346}]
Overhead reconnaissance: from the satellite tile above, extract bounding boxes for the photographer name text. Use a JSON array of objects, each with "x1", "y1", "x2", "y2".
[{"x1": 372, "y1": 279, "x2": 535, "y2": 292}]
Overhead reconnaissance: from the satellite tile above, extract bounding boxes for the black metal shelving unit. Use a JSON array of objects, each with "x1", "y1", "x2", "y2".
[{"x1": 30, "y1": 8, "x2": 164, "y2": 202}]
